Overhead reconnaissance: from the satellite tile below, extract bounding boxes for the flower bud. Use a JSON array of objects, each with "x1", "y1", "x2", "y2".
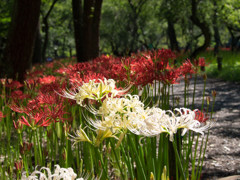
[
  {"x1": 203, "y1": 74, "x2": 207, "y2": 80},
  {"x1": 206, "y1": 96, "x2": 210, "y2": 105},
  {"x1": 14, "y1": 160, "x2": 23, "y2": 171},
  {"x1": 212, "y1": 90, "x2": 217, "y2": 97}
]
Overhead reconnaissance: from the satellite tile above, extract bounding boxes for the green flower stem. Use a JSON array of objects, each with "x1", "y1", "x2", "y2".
[
  {"x1": 158, "y1": 81, "x2": 161, "y2": 108},
  {"x1": 172, "y1": 139, "x2": 186, "y2": 180},
  {"x1": 156, "y1": 133, "x2": 168, "y2": 179},
  {"x1": 184, "y1": 76, "x2": 187, "y2": 108},
  {"x1": 201, "y1": 76, "x2": 207, "y2": 111},
  {"x1": 120, "y1": 143, "x2": 134, "y2": 179},
  {"x1": 33, "y1": 129, "x2": 38, "y2": 166},
  {"x1": 52, "y1": 124, "x2": 58, "y2": 165},
  {"x1": 76, "y1": 143, "x2": 81, "y2": 172},
  {"x1": 151, "y1": 137, "x2": 156, "y2": 177},
  {"x1": 172, "y1": 84, "x2": 175, "y2": 109},
  {"x1": 197, "y1": 95, "x2": 216, "y2": 180},
  {"x1": 167, "y1": 84, "x2": 170, "y2": 109},
  {"x1": 110, "y1": 140, "x2": 125, "y2": 179},
  {"x1": 183, "y1": 131, "x2": 194, "y2": 177},
  {"x1": 197, "y1": 130, "x2": 209, "y2": 180},
  {"x1": 128, "y1": 135, "x2": 147, "y2": 180},
  {"x1": 36, "y1": 129, "x2": 43, "y2": 165},
  {"x1": 95, "y1": 146, "x2": 109, "y2": 180},
  {"x1": 191, "y1": 134, "x2": 199, "y2": 179},
  {"x1": 192, "y1": 74, "x2": 197, "y2": 109},
  {"x1": 23, "y1": 155, "x2": 29, "y2": 177}
]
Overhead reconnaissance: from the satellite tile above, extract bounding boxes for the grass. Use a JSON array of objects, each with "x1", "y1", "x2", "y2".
[{"x1": 197, "y1": 50, "x2": 240, "y2": 82}]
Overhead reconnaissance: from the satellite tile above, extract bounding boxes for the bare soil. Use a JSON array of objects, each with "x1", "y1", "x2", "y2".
[{"x1": 173, "y1": 77, "x2": 240, "y2": 180}]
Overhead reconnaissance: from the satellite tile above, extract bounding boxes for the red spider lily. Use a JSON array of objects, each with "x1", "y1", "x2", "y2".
[
  {"x1": 6, "y1": 80, "x2": 23, "y2": 89},
  {"x1": 197, "y1": 57, "x2": 206, "y2": 67},
  {"x1": 56, "y1": 65, "x2": 74, "y2": 75},
  {"x1": 68, "y1": 71, "x2": 105, "y2": 86},
  {"x1": 72, "y1": 62, "x2": 92, "y2": 73},
  {"x1": 109, "y1": 63, "x2": 128, "y2": 82},
  {"x1": 39, "y1": 81, "x2": 65, "y2": 94},
  {"x1": 130, "y1": 56, "x2": 155, "y2": 86},
  {"x1": 220, "y1": 47, "x2": 231, "y2": 51},
  {"x1": 179, "y1": 59, "x2": 195, "y2": 77},
  {"x1": 81, "y1": 72, "x2": 105, "y2": 83},
  {"x1": 10, "y1": 90, "x2": 31, "y2": 100},
  {"x1": 193, "y1": 57, "x2": 207, "y2": 72},
  {"x1": 46, "y1": 62, "x2": 55, "y2": 68},
  {"x1": 10, "y1": 104, "x2": 25, "y2": 113},
  {"x1": 13, "y1": 120, "x2": 23, "y2": 130},
  {"x1": 24, "y1": 78, "x2": 37, "y2": 90},
  {"x1": 0, "y1": 78, "x2": 7, "y2": 86},
  {"x1": 0, "y1": 111, "x2": 5, "y2": 121},
  {"x1": 19, "y1": 110, "x2": 51, "y2": 128},
  {"x1": 159, "y1": 67, "x2": 181, "y2": 84},
  {"x1": 39, "y1": 75, "x2": 56, "y2": 85},
  {"x1": 149, "y1": 49, "x2": 176, "y2": 63},
  {"x1": 37, "y1": 92, "x2": 62, "y2": 105},
  {"x1": 194, "y1": 110, "x2": 209, "y2": 123},
  {"x1": 26, "y1": 70, "x2": 44, "y2": 79},
  {"x1": 46, "y1": 103, "x2": 67, "y2": 123}
]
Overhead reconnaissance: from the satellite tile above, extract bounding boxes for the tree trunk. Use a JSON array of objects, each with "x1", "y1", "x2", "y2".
[
  {"x1": 72, "y1": 0, "x2": 83, "y2": 61},
  {"x1": 42, "y1": 0, "x2": 58, "y2": 62},
  {"x1": 190, "y1": 0, "x2": 211, "y2": 59},
  {"x1": 227, "y1": 26, "x2": 240, "y2": 52},
  {"x1": 72, "y1": 0, "x2": 103, "y2": 62},
  {"x1": 167, "y1": 18, "x2": 180, "y2": 52},
  {"x1": 1, "y1": 0, "x2": 41, "y2": 82},
  {"x1": 32, "y1": 20, "x2": 42, "y2": 65},
  {"x1": 91, "y1": 0, "x2": 103, "y2": 58},
  {"x1": 213, "y1": 0, "x2": 221, "y2": 56},
  {"x1": 42, "y1": 18, "x2": 49, "y2": 62},
  {"x1": 81, "y1": 0, "x2": 94, "y2": 61}
]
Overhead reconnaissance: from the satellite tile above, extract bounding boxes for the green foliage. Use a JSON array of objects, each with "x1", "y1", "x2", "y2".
[
  {"x1": 100, "y1": 0, "x2": 164, "y2": 55},
  {"x1": 41, "y1": 0, "x2": 74, "y2": 58},
  {"x1": 0, "y1": 0, "x2": 13, "y2": 37},
  {"x1": 219, "y1": 0, "x2": 240, "y2": 28},
  {"x1": 199, "y1": 50, "x2": 240, "y2": 82}
]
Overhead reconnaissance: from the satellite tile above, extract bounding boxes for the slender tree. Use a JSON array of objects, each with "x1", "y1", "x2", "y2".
[
  {"x1": 190, "y1": 0, "x2": 211, "y2": 59},
  {"x1": 32, "y1": 20, "x2": 42, "y2": 64},
  {"x1": 72, "y1": 0, "x2": 103, "y2": 62},
  {"x1": 41, "y1": 0, "x2": 59, "y2": 62},
  {"x1": 1, "y1": 0, "x2": 41, "y2": 82},
  {"x1": 213, "y1": 0, "x2": 221, "y2": 56}
]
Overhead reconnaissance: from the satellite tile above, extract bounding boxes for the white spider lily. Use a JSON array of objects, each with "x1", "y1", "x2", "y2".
[
  {"x1": 60, "y1": 78, "x2": 131, "y2": 106},
  {"x1": 162, "y1": 108, "x2": 212, "y2": 141},
  {"x1": 127, "y1": 107, "x2": 168, "y2": 136},
  {"x1": 128, "y1": 107, "x2": 213, "y2": 142},
  {"x1": 21, "y1": 165, "x2": 79, "y2": 180},
  {"x1": 88, "y1": 95, "x2": 145, "y2": 132},
  {"x1": 68, "y1": 126, "x2": 92, "y2": 145}
]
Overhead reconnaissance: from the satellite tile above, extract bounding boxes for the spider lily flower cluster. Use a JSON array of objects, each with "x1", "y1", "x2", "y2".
[
  {"x1": 1, "y1": 49, "x2": 214, "y2": 179},
  {"x1": 21, "y1": 165, "x2": 94, "y2": 180},
  {"x1": 61, "y1": 78, "x2": 131, "y2": 106},
  {"x1": 62, "y1": 78, "x2": 212, "y2": 143}
]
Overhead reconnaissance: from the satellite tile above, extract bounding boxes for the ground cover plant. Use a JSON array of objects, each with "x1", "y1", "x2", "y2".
[
  {"x1": 0, "y1": 49, "x2": 216, "y2": 180},
  {"x1": 198, "y1": 49, "x2": 240, "y2": 82}
]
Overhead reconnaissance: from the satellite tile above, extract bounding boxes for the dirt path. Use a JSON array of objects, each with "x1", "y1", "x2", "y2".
[{"x1": 173, "y1": 77, "x2": 240, "y2": 179}]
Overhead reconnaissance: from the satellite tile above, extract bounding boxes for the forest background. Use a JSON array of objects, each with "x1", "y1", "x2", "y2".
[{"x1": 0, "y1": 0, "x2": 240, "y2": 81}]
